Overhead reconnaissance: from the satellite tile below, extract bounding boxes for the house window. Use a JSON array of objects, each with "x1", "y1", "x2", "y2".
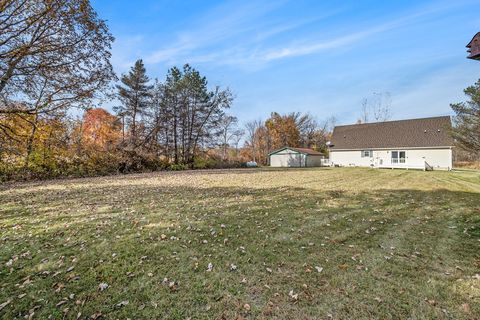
[
  {"x1": 391, "y1": 151, "x2": 406, "y2": 164},
  {"x1": 361, "y1": 150, "x2": 373, "y2": 158}
]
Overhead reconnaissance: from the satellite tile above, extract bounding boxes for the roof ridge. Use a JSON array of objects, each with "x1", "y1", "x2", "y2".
[{"x1": 334, "y1": 116, "x2": 451, "y2": 128}]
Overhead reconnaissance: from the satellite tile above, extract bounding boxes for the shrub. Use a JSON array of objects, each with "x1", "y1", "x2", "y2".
[
  {"x1": 193, "y1": 157, "x2": 217, "y2": 169},
  {"x1": 192, "y1": 157, "x2": 248, "y2": 170},
  {"x1": 168, "y1": 163, "x2": 187, "y2": 171}
]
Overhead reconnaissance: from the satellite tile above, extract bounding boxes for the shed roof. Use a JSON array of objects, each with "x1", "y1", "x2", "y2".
[
  {"x1": 268, "y1": 147, "x2": 324, "y2": 156},
  {"x1": 329, "y1": 116, "x2": 453, "y2": 150},
  {"x1": 467, "y1": 32, "x2": 480, "y2": 59}
]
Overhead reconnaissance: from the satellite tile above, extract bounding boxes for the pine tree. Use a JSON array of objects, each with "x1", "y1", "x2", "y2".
[
  {"x1": 451, "y1": 79, "x2": 480, "y2": 153},
  {"x1": 115, "y1": 60, "x2": 153, "y2": 146}
]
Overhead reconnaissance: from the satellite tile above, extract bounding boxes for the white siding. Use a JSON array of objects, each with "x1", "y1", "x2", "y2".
[
  {"x1": 403, "y1": 149, "x2": 452, "y2": 170},
  {"x1": 329, "y1": 150, "x2": 375, "y2": 167},
  {"x1": 270, "y1": 150, "x2": 306, "y2": 167},
  {"x1": 306, "y1": 155, "x2": 324, "y2": 167},
  {"x1": 330, "y1": 148, "x2": 452, "y2": 170}
]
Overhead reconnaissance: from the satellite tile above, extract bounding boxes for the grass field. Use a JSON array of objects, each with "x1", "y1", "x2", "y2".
[{"x1": 1, "y1": 167, "x2": 480, "y2": 319}]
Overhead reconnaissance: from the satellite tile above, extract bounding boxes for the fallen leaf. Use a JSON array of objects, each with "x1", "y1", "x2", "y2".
[
  {"x1": 289, "y1": 290, "x2": 298, "y2": 301},
  {"x1": 168, "y1": 281, "x2": 177, "y2": 291},
  {"x1": 207, "y1": 262, "x2": 213, "y2": 272},
  {"x1": 116, "y1": 300, "x2": 129, "y2": 308},
  {"x1": 98, "y1": 282, "x2": 109, "y2": 291},
  {"x1": 426, "y1": 299, "x2": 436, "y2": 306},
  {"x1": 0, "y1": 300, "x2": 11, "y2": 311},
  {"x1": 56, "y1": 300, "x2": 67, "y2": 307},
  {"x1": 460, "y1": 303, "x2": 471, "y2": 313}
]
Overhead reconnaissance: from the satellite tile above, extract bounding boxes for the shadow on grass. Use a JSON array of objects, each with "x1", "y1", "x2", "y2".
[{"x1": 0, "y1": 183, "x2": 479, "y2": 319}]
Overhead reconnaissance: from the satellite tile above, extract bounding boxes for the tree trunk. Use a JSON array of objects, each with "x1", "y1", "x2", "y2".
[
  {"x1": 24, "y1": 112, "x2": 39, "y2": 168},
  {"x1": 173, "y1": 105, "x2": 178, "y2": 164},
  {"x1": 222, "y1": 130, "x2": 228, "y2": 161}
]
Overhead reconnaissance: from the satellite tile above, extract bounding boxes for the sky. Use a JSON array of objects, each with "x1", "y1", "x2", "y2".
[{"x1": 91, "y1": 0, "x2": 480, "y2": 125}]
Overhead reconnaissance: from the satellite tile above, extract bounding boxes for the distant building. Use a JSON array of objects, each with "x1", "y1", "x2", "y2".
[
  {"x1": 269, "y1": 147, "x2": 325, "y2": 167},
  {"x1": 467, "y1": 32, "x2": 480, "y2": 60},
  {"x1": 328, "y1": 116, "x2": 454, "y2": 171}
]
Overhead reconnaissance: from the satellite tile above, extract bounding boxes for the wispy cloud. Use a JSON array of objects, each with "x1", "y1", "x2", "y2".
[
  {"x1": 144, "y1": 1, "x2": 340, "y2": 66},
  {"x1": 145, "y1": 1, "x2": 286, "y2": 64},
  {"x1": 141, "y1": 0, "x2": 472, "y2": 69},
  {"x1": 256, "y1": 1, "x2": 469, "y2": 63},
  {"x1": 261, "y1": 31, "x2": 374, "y2": 61}
]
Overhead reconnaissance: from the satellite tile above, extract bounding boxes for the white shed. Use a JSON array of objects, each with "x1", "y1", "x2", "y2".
[{"x1": 269, "y1": 147, "x2": 325, "y2": 167}]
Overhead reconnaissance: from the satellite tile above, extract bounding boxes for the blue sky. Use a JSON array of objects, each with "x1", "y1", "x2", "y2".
[{"x1": 92, "y1": 0, "x2": 480, "y2": 125}]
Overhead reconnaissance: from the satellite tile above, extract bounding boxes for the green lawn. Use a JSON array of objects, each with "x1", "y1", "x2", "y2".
[{"x1": 1, "y1": 168, "x2": 479, "y2": 319}]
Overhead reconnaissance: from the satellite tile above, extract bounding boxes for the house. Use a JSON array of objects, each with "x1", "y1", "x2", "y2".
[
  {"x1": 328, "y1": 116, "x2": 454, "y2": 170},
  {"x1": 269, "y1": 147, "x2": 325, "y2": 167},
  {"x1": 467, "y1": 32, "x2": 480, "y2": 60}
]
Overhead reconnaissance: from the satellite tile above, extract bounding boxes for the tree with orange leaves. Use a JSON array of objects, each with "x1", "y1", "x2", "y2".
[{"x1": 82, "y1": 108, "x2": 121, "y2": 151}]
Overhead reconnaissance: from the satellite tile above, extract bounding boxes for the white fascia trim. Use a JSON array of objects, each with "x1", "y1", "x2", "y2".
[{"x1": 330, "y1": 146, "x2": 454, "y2": 151}]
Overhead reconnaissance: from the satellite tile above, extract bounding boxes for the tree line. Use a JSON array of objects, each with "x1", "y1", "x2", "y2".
[
  {"x1": 0, "y1": 0, "x2": 338, "y2": 181},
  {"x1": 1, "y1": 0, "x2": 479, "y2": 180}
]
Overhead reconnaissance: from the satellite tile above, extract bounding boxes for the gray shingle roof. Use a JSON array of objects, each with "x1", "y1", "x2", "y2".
[
  {"x1": 269, "y1": 147, "x2": 324, "y2": 156},
  {"x1": 329, "y1": 116, "x2": 454, "y2": 150}
]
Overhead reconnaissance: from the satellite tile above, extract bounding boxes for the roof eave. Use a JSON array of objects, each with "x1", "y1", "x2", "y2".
[
  {"x1": 268, "y1": 147, "x2": 324, "y2": 156},
  {"x1": 330, "y1": 146, "x2": 454, "y2": 151},
  {"x1": 268, "y1": 147, "x2": 303, "y2": 156},
  {"x1": 467, "y1": 53, "x2": 480, "y2": 60}
]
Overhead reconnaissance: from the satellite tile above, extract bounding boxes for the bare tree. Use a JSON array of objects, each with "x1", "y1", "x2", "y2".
[
  {"x1": 231, "y1": 129, "x2": 244, "y2": 157},
  {"x1": 218, "y1": 115, "x2": 239, "y2": 161},
  {"x1": 245, "y1": 119, "x2": 262, "y2": 162},
  {"x1": 359, "y1": 92, "x2": 392, "y2": 123},
  {"x1": 360, "y1": 98, "x2": 369, "y2": 123},
  {"x1": 371, "y1": 92, "x2": 392, "y2": 122}
]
